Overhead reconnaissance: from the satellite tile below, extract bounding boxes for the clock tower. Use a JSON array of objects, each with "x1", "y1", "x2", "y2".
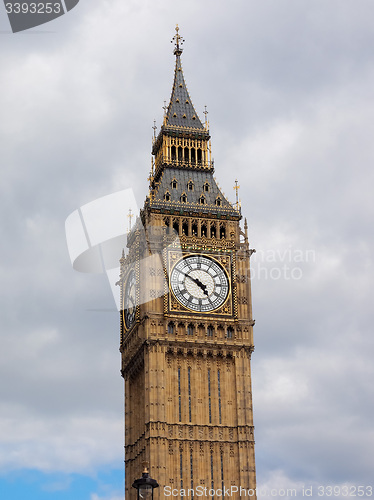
[{"x1": 120, "y1": 27, "x2": 256, "y2": 498}]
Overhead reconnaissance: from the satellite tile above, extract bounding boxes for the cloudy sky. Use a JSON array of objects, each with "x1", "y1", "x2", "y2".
[{"x1": 1, "y1": 1, "x2": 373, "y2": 499}]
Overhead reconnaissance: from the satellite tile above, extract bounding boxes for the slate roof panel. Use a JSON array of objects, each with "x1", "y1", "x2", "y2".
[{"x1": 151, "y1": 167, "x2": 238, "y2": 217}]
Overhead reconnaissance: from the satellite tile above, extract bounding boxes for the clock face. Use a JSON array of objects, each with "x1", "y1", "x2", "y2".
[
  {"x1": 170, "y1": 255, "x2": 229, "y2": 312},
  {"x1": 123, "y1": 269, "x2": 137, "y2": 329}
]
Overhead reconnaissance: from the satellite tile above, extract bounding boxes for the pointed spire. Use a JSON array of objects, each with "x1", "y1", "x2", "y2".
[{"x1": 165, "y1": 25, "x2": 204, "y2": 130}]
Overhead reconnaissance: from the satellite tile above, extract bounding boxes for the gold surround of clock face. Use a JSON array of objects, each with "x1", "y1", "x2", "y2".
[
  {"x1": 170, "y1": 254, "x2": 230, "y2": 312},
  {"x1": 123, "y1": 269, "x2": 137, "y2": 329}
]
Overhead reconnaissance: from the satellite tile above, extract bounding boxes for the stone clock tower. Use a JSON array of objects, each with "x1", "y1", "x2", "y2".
[{"x1": 120, "y1": 27, "x2": 256, "y2": 498}]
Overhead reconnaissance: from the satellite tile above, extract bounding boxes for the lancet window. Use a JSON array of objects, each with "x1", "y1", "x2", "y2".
[
  {"x1": 188, "y1": 367, "x2": 192, "y2": 422},
  {"x1": 208, "y1": 368, "x2": 212, "y2": 424}
]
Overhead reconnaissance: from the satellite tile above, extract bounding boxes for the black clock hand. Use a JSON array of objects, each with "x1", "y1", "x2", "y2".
[
  {"x1": 179, "y1": 270, "x2": 209, "y2": 296},
  {"x1": 193, "y1": 277, "x2": 209, "y2": 296}
]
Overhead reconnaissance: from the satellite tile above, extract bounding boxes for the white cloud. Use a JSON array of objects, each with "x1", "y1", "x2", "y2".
[
  {"x1": 91, "y1": 494, "x2": 123, "y2": 500},
  {"x1": 0, "y1": 411, "x2": 123, "y2": 473}
]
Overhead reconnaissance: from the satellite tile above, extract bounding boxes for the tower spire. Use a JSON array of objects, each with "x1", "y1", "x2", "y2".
[{"x1": 164, "y1": 26, "x2": 205, "y2": 130}]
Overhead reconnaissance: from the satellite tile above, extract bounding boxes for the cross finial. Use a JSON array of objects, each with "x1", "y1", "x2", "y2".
[{"x1": 171, "y1": 24, "x2": 184, "y2": 55}]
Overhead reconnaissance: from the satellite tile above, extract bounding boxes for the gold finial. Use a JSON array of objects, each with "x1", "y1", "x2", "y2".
[
  {"x1": 204, "y1": 105, "x2": 209, "y2": 130},
  {"x1": 233, "y1": 179, "x2": 241, "y2": 211},
  {"x1": 148, "y1": 158, "x2": 155, "y2": 201},
  {"x1": 171, "y1": 24, "x2": 184, "y2": 55},
  {"x1": 119, "y1": 248, "x2": 125, "y2": 266},
  {"x1": 162, "y1": 100, "x2": 168, "y2": 117},
  {"x1": 148, "y1": 158, "x2": 154, "y2": 185},
  {"x1": 162, "y1": 100, "x2": 168, "y2": 125},
  {"x1": 127, "y1": 209, "x2": 133, "y2": 232}
]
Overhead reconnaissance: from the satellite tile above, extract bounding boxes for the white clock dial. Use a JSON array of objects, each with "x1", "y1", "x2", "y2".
[{"x1": 170, "y1": 255, "x2": 229, "y2": 312}]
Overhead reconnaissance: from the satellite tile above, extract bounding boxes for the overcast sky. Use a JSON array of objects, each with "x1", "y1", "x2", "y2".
[{"x1": 0, "y1": 1, "x2": 373, "y2": 499}]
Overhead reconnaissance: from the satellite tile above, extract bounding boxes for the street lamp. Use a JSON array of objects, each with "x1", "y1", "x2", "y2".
[{"x1": 132, "y1": 462, "x2": 159, "y2": 500}]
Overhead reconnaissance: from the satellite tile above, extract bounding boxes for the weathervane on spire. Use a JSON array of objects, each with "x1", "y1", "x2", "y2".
[{"x1": 171, "y1": 24, "x2": 184, "y2": 55}]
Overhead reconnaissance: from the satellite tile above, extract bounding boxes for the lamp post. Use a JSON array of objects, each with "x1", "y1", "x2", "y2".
[{"x1": 132, "y1": 462, "x2": 159, "y2": 500}]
